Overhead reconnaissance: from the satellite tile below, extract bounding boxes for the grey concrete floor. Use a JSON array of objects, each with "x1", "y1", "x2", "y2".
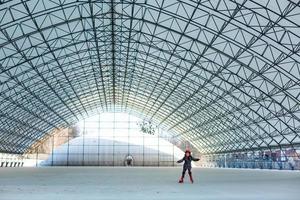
[{"x1": 0, "y1": 167, "x2": 299, "y2": 200}]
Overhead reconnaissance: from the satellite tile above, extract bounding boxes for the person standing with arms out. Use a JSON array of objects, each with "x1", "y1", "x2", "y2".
[{"x1": 177, "y1": 149, "x2": 200, "y2": 183}]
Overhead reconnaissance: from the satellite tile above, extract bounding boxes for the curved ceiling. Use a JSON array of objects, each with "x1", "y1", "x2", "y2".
[{"x1": 0, "y1": 0, "x2": 300, "y2": 154}]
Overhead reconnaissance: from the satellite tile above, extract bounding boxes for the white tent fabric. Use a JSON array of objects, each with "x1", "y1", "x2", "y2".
[{"x1": 42, "y1": 135, "x2": 186, "y2": 166}]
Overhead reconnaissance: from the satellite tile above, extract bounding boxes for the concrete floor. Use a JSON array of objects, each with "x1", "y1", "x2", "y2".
[{"x1": 0, "y1": 167, "x2": 299, "y2": 200}]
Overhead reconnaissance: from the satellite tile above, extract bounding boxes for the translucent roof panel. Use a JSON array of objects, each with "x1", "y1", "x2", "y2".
[{"x1": 0, "y1": 0, "x2": 299, "y2": 154}]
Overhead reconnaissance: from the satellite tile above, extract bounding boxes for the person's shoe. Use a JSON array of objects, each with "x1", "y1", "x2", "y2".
[{"x1": 178, "y1": 176, "x2": 184, "y2": 183}]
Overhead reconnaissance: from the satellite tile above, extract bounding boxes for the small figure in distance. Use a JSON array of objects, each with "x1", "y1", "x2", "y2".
[{"x1": 125, "y1": 155, "x2": 134, "y2": 166}]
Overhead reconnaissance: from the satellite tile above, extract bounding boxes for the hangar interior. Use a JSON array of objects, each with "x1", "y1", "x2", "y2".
[{"x1": 0, "y1": 0, "x2": 300, "y2": 199}]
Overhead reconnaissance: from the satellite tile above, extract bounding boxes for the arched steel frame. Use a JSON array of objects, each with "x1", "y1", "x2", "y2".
[{"x1": 0, "y1": 0, "x2": 299, "y2": 154}]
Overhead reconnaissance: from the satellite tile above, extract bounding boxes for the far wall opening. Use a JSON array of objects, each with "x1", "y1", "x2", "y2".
[{"x1": 28, "y1": 112, "x2": 198, "y2": 167}]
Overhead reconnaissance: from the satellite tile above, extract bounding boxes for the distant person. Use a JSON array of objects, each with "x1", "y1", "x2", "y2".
[
  {"x1": 177, "y1": 149, "x2": 200, "y2": 183},
  {"x1": 125, "y1": 155, "x2": 133, "y2": 166}
]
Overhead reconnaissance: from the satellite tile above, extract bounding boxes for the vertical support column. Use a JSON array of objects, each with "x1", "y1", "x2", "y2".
[
  {"x1": 173, "y1": 141, "x2": 175, "y2": 167},
  {"x1": 82, "y1": 120, "x2": 85, "y2": 166},
  {"x1": 158, "y1": 128, "x2": 160, "y2": 167},
  {"x1": 113, "y1": 112, "x2": 115, "y2": 167},
  {"x1": 67, "y1": 128, "x2": 70, "y2": 167},
  {"x1": 143, "y1": 130, "x2": 145, "y2": 166},
  {"x1": 128, "y1": 114, "x2": 130, "y2": 166},
  {"x1": 35, "y1": 147, "x2": 38, "y2": 167},
  {"x1": 98, "y1": 114, "x2": 101, "y2": 166},
  {"x1": 51, "y1": 134, "x2": 54, "y2": 166}
]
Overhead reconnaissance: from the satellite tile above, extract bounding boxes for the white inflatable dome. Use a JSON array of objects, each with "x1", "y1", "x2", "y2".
[{"x1": 42, "y1": 134, "x2": 186, "y2": 166}]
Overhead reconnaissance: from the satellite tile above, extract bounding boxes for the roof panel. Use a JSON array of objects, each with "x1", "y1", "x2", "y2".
[{"x1": 0, "y1": 0, "x2": 299, "y2": 154}]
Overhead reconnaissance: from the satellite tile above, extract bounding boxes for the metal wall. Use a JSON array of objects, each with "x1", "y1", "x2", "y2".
[{"x1": 200, "y1": 148, "x2": 300, "y2": 170}]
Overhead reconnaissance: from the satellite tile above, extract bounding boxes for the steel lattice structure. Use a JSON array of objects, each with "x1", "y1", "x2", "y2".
[{"x1": 0, "y1": 0, "x2": 300, "y2": 154}]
